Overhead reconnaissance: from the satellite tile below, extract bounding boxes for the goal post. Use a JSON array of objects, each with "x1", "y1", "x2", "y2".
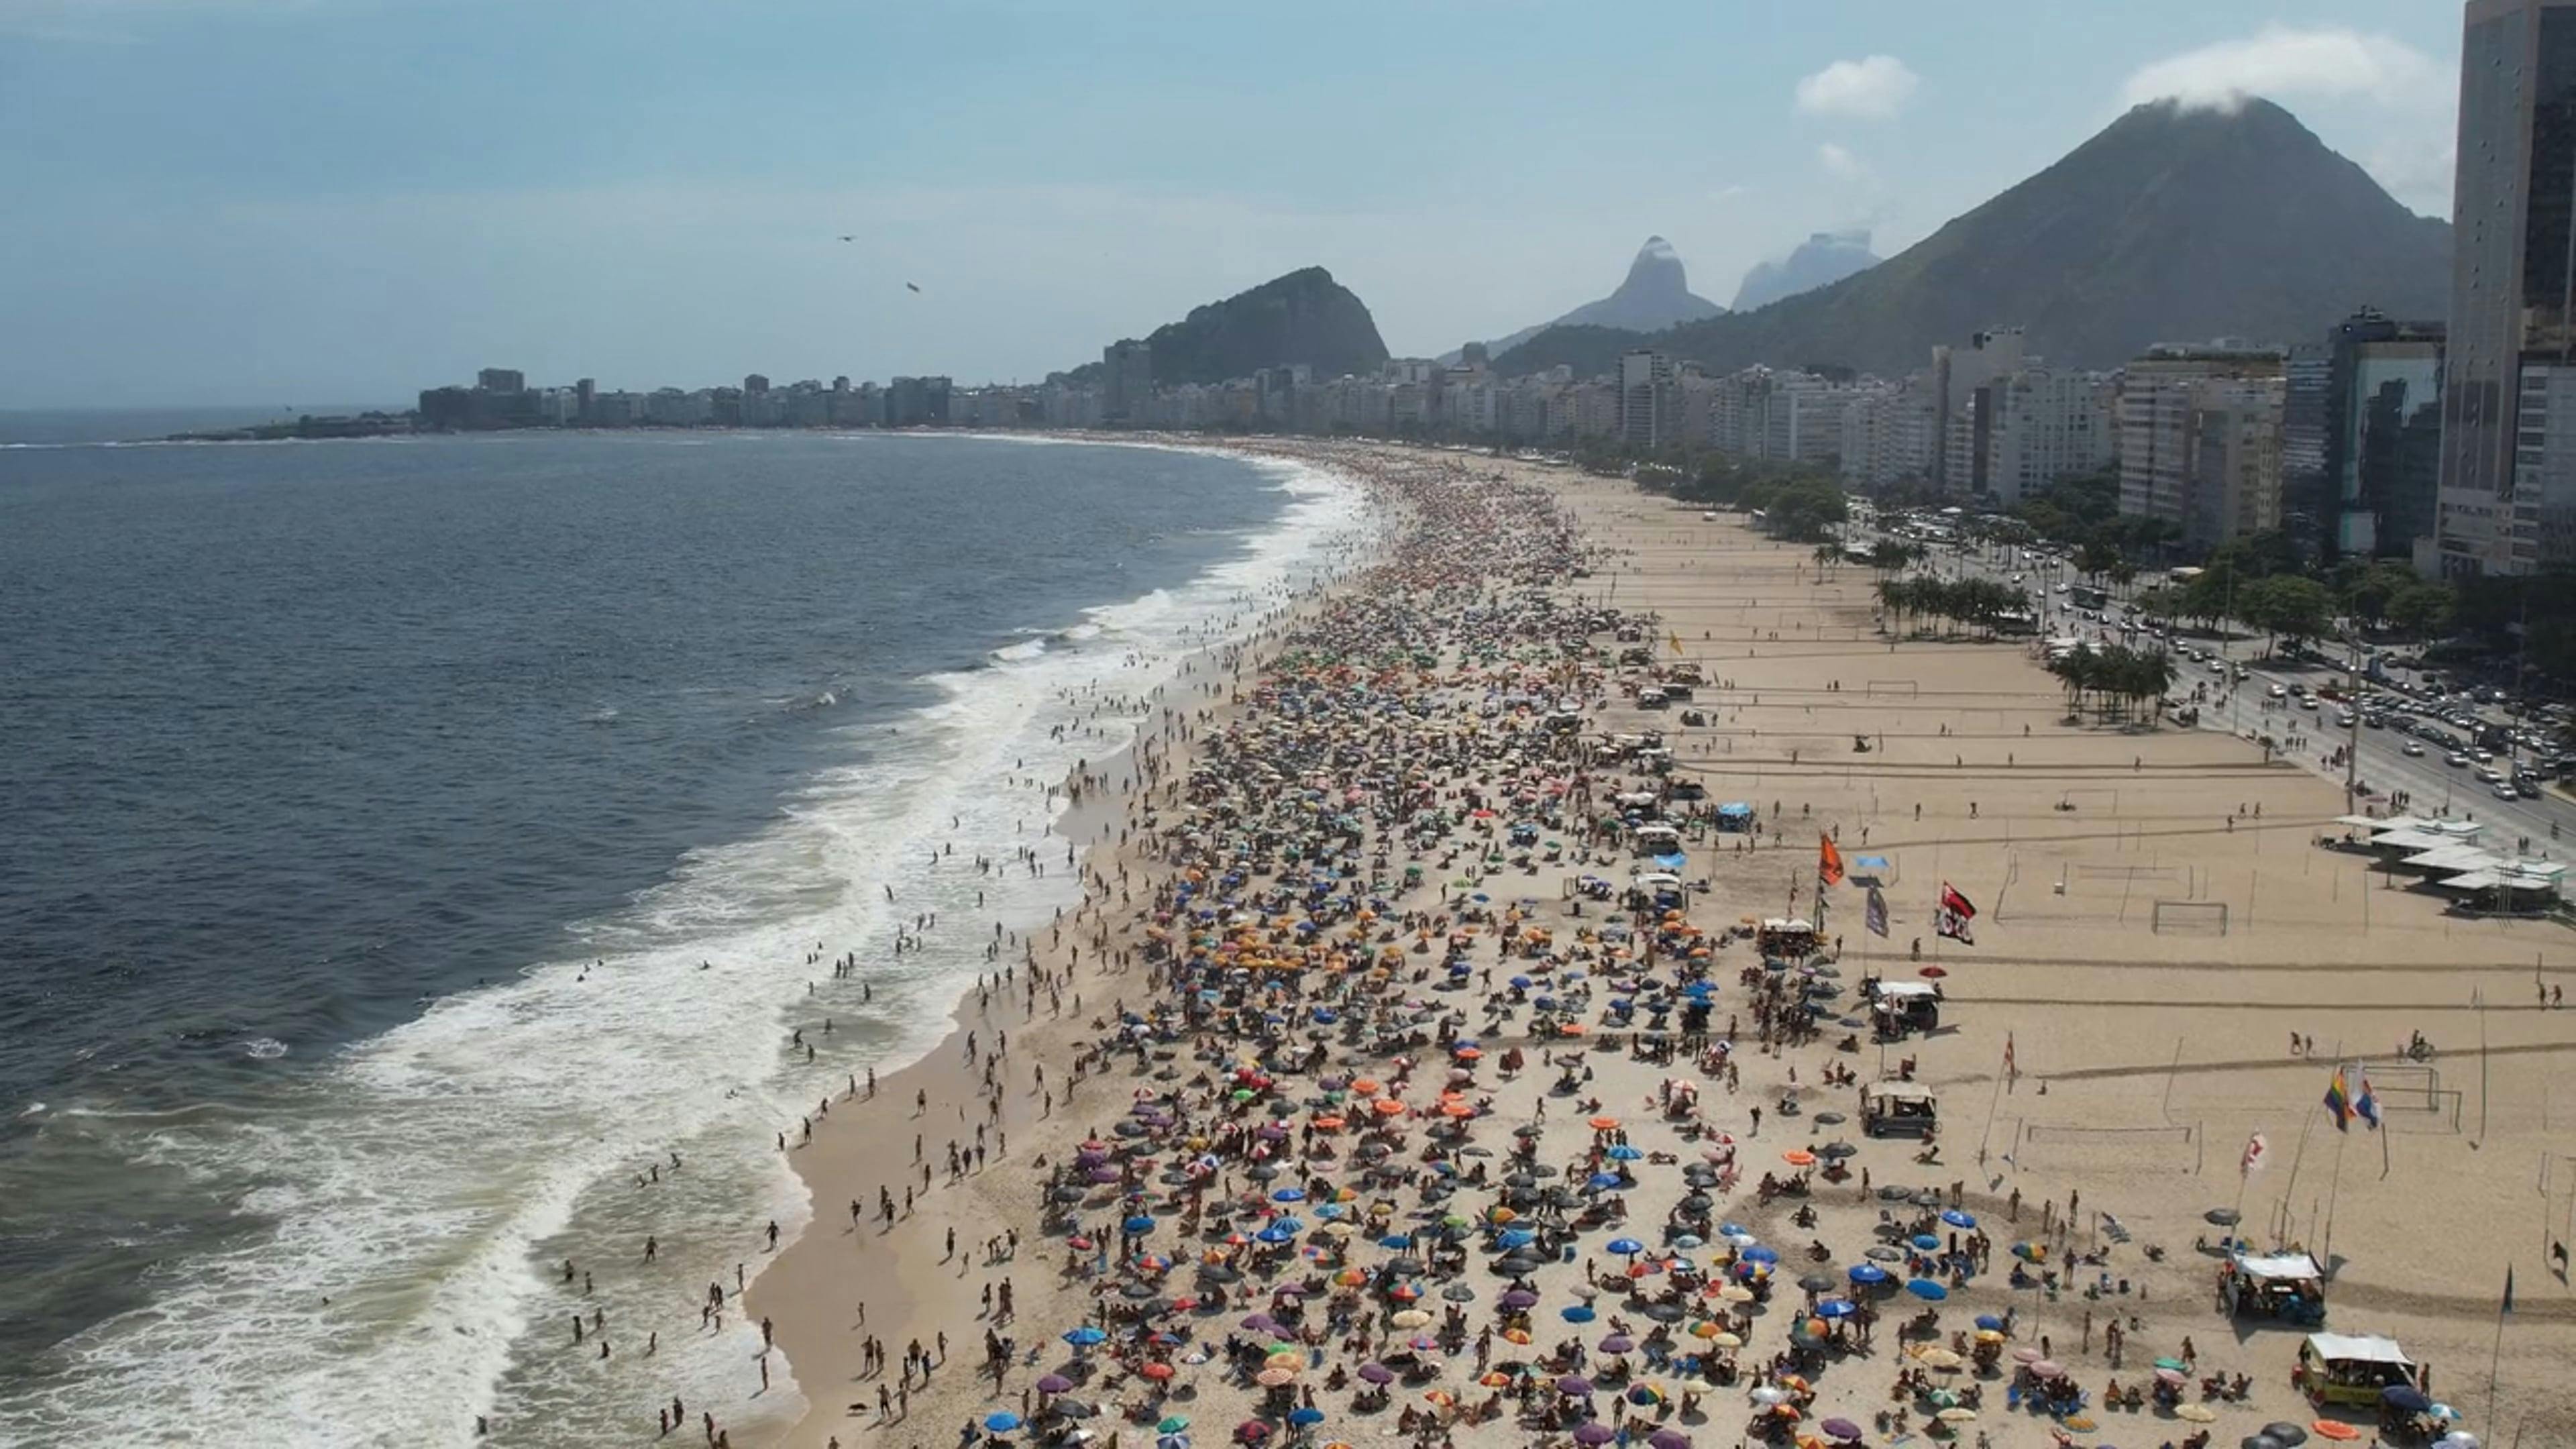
[{"x1": 2150, "y1": 900, "x2": 2229, "y2": 936}]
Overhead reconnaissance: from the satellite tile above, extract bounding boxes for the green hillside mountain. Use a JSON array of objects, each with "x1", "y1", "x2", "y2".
[
  {"x1": 1105, "y1": 267, "x2": 1389, "y2": 386},
  {"x1": 1494, "y1": 98, "x2": 2451, "y2": 379}
]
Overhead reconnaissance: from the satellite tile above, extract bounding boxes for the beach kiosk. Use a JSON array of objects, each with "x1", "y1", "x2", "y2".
[
  {"x1": 1632, "y1": 822, "x2": 1683, "y2": 858},
  {"x1": 2220, "y1": 1250, "x2": 2327, "y2": 1326},
  {"x1": 1866, "y1": 979, "x2": 1943, "y2": 1037},
  {"x1": 2295, "y1": 1332, "x2": 2418, "y2": 1409},
  {"x1": 1860, "y1": 1081, "x2": 1939, "y2": 1138},
  {"x1": 1715, "y1": 802, "x2": 1754, "y2": 833},
  {"x1": 1756, "y1": 917, "x2": 1818, "y2": 959}
]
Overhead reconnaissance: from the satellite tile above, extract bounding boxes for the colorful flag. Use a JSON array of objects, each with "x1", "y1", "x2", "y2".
[
  {"x1": 1935, "y1": 883, "x2": 1977, "y2": 945},
  {"x1": 1667, "y1": 631, "x2": 1684, "y2": 656},
  {"x1": 1819, "y1": 835, "x2": 1845, "y2": 887},
  {"x1": 2323, "y1": 1067, "x2": 2353, "y2": 1132},
  {"x1": 2353, "y1": 1071, "x2": 2380, "y2": 1130},
  {"x1": 2241, "y1": 1131, "x2": 2269, "y2": 1176},
  {"x1": 1864, "y1": 885, "x2": 1889, "y2": 938}
]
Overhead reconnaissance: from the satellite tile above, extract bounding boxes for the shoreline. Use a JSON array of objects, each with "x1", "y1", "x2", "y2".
[{"x1": 743, "y1": 439, "x2": 1391, "y2": 1446}]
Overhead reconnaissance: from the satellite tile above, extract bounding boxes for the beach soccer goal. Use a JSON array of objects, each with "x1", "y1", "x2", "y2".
[
  {"x1": 1864, "y1": 680, "x2": 1919, "y2": 700},
  {"x1": 2149, "y1": 900, "x2": 2229, "y2": 936},
  {"x1": 2019, "y1": 1122, "x2": 2195, "y2": 1168}
]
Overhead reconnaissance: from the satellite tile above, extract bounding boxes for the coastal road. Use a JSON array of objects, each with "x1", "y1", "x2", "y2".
[{"x1": 1880, "y1": 526, "x2": 2576, "y2": 851}]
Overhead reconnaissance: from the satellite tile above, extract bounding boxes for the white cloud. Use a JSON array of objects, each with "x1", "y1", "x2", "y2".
[
  {"x1": 1817, "y1": 144, "x2": 1870, "y2": 183},
  {"x1": 1794, "y1": 56, "x2": 1920, "y2": 120},
  {"x1": 2120, "y1": 26, "x2": 2444, "y2": 112}
]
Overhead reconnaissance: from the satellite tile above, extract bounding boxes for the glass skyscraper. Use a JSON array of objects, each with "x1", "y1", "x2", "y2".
[{"x1": 2438, "y1": 0, "x2": 2576, "y2": 576}]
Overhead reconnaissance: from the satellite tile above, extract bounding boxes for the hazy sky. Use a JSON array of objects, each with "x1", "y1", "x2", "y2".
[{"x1": 0, "y1": 0, "x2": 2460, "y2": 408}]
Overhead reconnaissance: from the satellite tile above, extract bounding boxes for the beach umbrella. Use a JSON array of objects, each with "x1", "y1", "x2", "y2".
[
  {"x1": 1638, "y1": 1302, "x2": 1684, "y2": 1324},
  {"x1": 2175, "y1": 1404, "x2": 2216, "y2": 1424},
  {"x1": 1500, "y1": 1289, "x2": 1540, "y2": 1309},
  {"x1": 1036, "y1": 1374, "x2": 1075, "y2": 1394},
  {"x1": 1391, "y1": 1309, "x2": 1432, "y2": 1328},
  {"x1": 1254, "y1": 1367, "x2": 1296, "y2": 1387},
  {"x1": 1356, "y1": 1362, "x2": 1395, "y2": 1385},
  {"x1": 1936, "y1": 1407, "x2": 1978, "y2": 1424},
  {"x1": 1796, "y1": 1271, "x2": 1837, "y2": 1293},
  {"x1": 1708, "y1": 1330, "x2": 1743, "y2": 1348},
  {"x1": 1158, "y1": 1416, "x2": 1190, "y2": 1434},
  {"x1": 1847, "y1": 1264, "x2": 1890, "y2": 1285},
  {"x1": 1815, "y1": 1299, "x2": 1858, "y2": 1320},
  {"x1": 986, "y1": 1413, "x2": 1025, "y2": 1432},
  {"x1": 1607, "y1": 1237, "x2": 1646, "y2": 1256},
  {"x1": 1605, "y1": 1144, "x2": 1644, "y2": 1161},
  {"x1": 1910, "y1": 1233, "x2": 1941, "y2": 1251},
  {"x1": 1560, "y1": 1304, "x2": 1597, "y2": 1323},
  {"x1": 2382, "y1": 1385, "x2": 2432, "y2": 1413},
  {"x1": 1972, "y1": 1313, "x2": 2006, "y2": 1331},
  {"x1": 1819, "y1": 1419, "x2": 1864, "y2": 1444},
  {"x1": 1063, "y1": 1326, "x2": 1108, "y2": 1346},
  {"x1": 1597, "y1": 1334, "x2": 1635, "y2": 1354},
  {"x1": 1740, "y1": 1245, "x2": 1780, "y2": 1265},
  {"x1": 1555, "y1": 1375, "x2": 1595, "y2": 1396},
  {"x1": 1570, "y1": 1426, "x2": 1614, "y2": 1447},
  {"x1": 1157, "y1": 1438, "x2": 1189, "y2": 1449},
  {"x1": 1273, "y1": 1187, "x2": 1306, "y2": 1203},
  {"x1": 2204, "y1": 1208, "x2": 2242, "y2": 1226},
  {"x1": 1649, "y1": 1431, "x2": 1690, "y2": 1449},
  {"x1": 1940, "y1": 1208, "x2": 1976, "y2": 1228},
  {"x1": 1287, "y1": 1407, "x2": 1325, "y2": 1428},
  {"x1": 1126, "y1": 1216, "x2": 1160, "y2": 1235},
  {"x1": 1140, "y1": 1362, "x2": 1177, "y2": 1381},
  {"x1": 2263, "y1": 1425, "x2": 2311, "y2": 1446}
]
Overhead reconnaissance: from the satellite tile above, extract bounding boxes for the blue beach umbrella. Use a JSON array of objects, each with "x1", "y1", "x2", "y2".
[
  {"x1": 1607, "y1": 1238, "x2": 1646, "y2": 1256},
  {"x1": 1906, "y1": 1279, "x2": 1949, "y2": 1301},
  {"x1": 1815, "y1": 1299, "x2": 1858, "y2": 1320},
  {"x1": 1941, "y1": 1209, "x2": 1976, "y2": 1229},
  {"x1": 1287, "y1": 1407, "x2": 1325, "y2": 1427},
  {"x1": 1560, "y1": 1304, "x2": 1597, "y2": 1323},
  {"x1": 1739, "y1": 1245, "x2": 1780, "y2": 1265},
  {"x1": 1378, "y1": 1233, "x2": 1413, "y2": 1250},
  {"x1": 1605, "y1": 1144, "x2": 1644, "y2": 1162},
  {"x1": 1064, "y1": 1326, "x2": 1108, "y2": 1346},
  {"x1": 1126, "y1": 1216, "x2": 1160, "y2": 1235},
  {"x1": 1847, "y1": 1264, "x2": 1891, "y2": 1286},
  {"x1": 1256, "y1": 1224, "x2": 1297, "y2": 1245},
  {"x1": 1911, "y1": 1234, "x2": 1941, "y2": 1251},
  {"x1": 986, "y1": 1412, "x2": 1024, "y2": 1433},
  {"x1": 1586, "y1": 1173, "x2": 1623, "y2": 1191}
]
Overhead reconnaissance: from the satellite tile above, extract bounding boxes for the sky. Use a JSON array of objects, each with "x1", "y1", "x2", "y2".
[{"x1": 0, "y1": 0, "x2": 2465, "y2": 409}]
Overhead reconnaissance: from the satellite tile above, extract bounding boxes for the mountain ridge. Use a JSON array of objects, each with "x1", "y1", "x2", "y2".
[
  {"x1": 1465, "y1": 237, "x2": 1725, "y2": 360},
  {"x1": 1494, "y1": 99, "x2": 2451, "y2": 379},
  {"x1": 1731, "y1": 230, "x2": 1881, "y2": 313}
]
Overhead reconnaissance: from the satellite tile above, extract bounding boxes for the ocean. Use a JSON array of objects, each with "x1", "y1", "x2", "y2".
[{"x1": 0, "y1": 424, "x2": 1368, "y2": 1445}]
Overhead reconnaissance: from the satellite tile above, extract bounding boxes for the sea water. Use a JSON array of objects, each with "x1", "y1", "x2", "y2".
[{"x1": 0, "y1": 426, "x2": 1372, "y2": 1445}]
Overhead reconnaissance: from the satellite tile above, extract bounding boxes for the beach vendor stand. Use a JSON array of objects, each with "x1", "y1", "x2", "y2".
[
  {"x1": 2294, "y1": 1332, "x2": 2420, "y2": 1409},
  {"x1": 2220, "y1": 1250, "x2": 2327, "y2": 1326},
  {"x1": 1866, "y1": 979, "x2": 1943, "y2": 1038},
  {"x1": 1715, "y1": 802, "x2": 1754, "y2": 833},
  {"x1": 1755, "y1": 918, "x2": 1818, "y2": 961},
  {"x1": 1860, "y1": 1081, "x2": 1939, "y2": 1139}
]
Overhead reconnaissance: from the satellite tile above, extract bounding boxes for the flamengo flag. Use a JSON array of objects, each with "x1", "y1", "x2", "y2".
[
  {"x1": 1819, "y1": 835, "x2": 1846, "y2": 887},
  {"x1": 1864, "y1": 885, "x2": 1889, "y2": 938},
  {"x1": 2241, "y1": 1131, "x2": 2269, "y2": 1176},
  {"x1": 1935, "y1": 882, "x2": 1977, "y2": 944},
  {"x1": 2353, "y1": 1071, "x2": 2381, "y2": 1130}
]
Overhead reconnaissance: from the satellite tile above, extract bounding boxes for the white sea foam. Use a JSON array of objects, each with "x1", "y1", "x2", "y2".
[{"x1": 4, "y1": 444, "x2": 1376, "y2": 1448}]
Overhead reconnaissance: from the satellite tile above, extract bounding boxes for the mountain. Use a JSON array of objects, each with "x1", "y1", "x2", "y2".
[
  {"x1": 1469, "y1": 237, "x2": 1726, "y2": 360},
  {"x1": 1115, "y1": 267, "x2": 1389, "y2": 386},
  {"x1": 1731, "y1": 230, "x2": 1880, "y2": 312},
  {"x1": 1493, "y1": 99, "x2": 2451, "y2": 380}
]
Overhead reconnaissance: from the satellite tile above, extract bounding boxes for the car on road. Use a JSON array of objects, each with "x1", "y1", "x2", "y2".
[
  {"x1": 2300, "y1": 696, "x2": 2320, "y2": 710},
  {"x1": 2447, "y1": 752, "x2": 2471, "y2": 768},
  {"x1": 2402, "y1": 741, "x2": 2425, "y2": 757},
  {"x1": 2496, "y1": 782, "x2": 2522, "y2": 800},
  {"x1": 2269, "y1": 684, "x2": 2288, "y2": 699}
]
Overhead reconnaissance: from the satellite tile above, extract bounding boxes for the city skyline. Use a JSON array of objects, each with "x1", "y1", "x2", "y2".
[{"x1": 1, "y1": 0, "x2": 2455, "y2": 408}]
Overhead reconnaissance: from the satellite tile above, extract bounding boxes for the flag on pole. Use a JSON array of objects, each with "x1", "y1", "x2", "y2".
[
  {"x1": 1667, "y1": 631, "x2": 1684, "y2": 656},
  {"x1": 1864, "y1": 885, "x2": 1889, "y2": 938},
  {"x1": 1935, "y1": 883, "x2": 1977, "y2": 944},
  {"x1": 2353, "y1": 1071, "x2": 2380, "y2": 1130},
  {"x1": 2241, "y1": 1131, "x2": 2269, "y2": 1176},
  {"x1": 2323, "y1": 1067, "x2": 2353, "y2": 1132},
  {"x1": 1819, "y1": 835, "x2": 1845, "y2": 887},
  {"x1": 2502, "y1": 1263, "x2": 2516, "y2": 1313},
  {"x1": 2003, "y1": 1032, "x2": 2018, "y2": 1084}
]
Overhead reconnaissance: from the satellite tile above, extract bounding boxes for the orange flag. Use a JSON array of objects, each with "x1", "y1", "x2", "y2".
[{"x1": 1818, "y1": 834, "x2": 1845, "y2": 886}]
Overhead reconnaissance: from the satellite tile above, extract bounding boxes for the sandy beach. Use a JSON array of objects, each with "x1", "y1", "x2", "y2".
[{"x1": 742, "y1": 441, "x2": 2573, "y2": 1449}]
